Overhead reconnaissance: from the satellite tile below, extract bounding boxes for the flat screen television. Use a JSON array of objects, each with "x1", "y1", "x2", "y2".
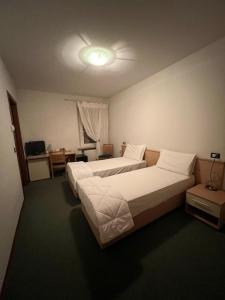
[{"x1": 25, "y1": 141, "x2": 46, "y2": 156}]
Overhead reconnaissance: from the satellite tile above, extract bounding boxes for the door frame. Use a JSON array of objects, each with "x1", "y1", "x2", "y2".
[{"x1": 7, "y1": 91, "x2": 29, "y2": 185}]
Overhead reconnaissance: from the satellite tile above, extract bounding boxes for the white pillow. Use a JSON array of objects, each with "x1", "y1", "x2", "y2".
[
  {"x1": 123, "y1": 144, "x2": 146, "y2": 161},
  {"x1": 157, "y1": 149, "x2": 196, "y2": 176}
]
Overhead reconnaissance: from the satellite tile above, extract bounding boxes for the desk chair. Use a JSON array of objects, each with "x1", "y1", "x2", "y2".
[
  {"x1": 98, "y1": 144, "x2": 113, "y2": 160},
  {"x1": 49, "y1": 149, "x2": 66, "y2": 178}
]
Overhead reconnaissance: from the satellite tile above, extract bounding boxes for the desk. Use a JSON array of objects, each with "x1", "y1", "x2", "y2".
[
  {"x1": 27, "y1": 151, "x2": 76, "y2": 160},
  {"x1": 47, "y1": 150, "x2": 75, "y2": 162},
  {"x1": 27, "y1": 151, "x2": 75, "y2": 181}
]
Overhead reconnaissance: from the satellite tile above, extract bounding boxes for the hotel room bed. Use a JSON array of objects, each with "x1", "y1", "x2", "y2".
[
  {"x1": 76, "y1": 149, "x2": 197, "y2": 248},
  {"x1": 67, "y1": 144, "x2": 147, "y2": 194},
  {"x1": 77, "y1": 165, "x2": 195, "y2": 247},
  {"x1": 67, "y1": 157, "x2": 146, "y2": 193}
]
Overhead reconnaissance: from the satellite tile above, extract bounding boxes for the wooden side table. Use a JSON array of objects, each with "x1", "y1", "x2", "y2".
[{"x1": 186, "y1": 184, "x2": 225, "y2": 229}]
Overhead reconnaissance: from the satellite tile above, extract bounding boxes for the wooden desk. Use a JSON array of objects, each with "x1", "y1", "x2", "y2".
[
  {"x1": 47, "y1": 151, "x2": 76, "y2": 162},
  {"x1": 27, "y1": 151, "x2": 75, "y2": 160},
  {"x1": 27, "y1": 151, "x2": 76, "y2": 181},
  {"x1": 65, "y1": 150, "x2": 76, "y2": 162}
]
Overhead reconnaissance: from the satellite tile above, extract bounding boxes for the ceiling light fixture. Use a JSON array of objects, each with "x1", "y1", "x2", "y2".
[{"x1": 79, "y1": 46, "x2": 116, "y2": 66}]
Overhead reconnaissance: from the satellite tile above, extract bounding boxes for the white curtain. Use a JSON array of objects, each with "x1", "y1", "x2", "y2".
[{"x1": 77, "y1": 101, "x2": 108, "y2": 155}]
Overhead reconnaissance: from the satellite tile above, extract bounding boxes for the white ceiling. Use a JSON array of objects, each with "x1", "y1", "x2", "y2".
[{"x1": 0, "y1": 0, "x2": 225, "y2": 98}]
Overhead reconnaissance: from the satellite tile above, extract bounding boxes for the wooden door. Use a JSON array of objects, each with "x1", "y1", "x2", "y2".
[{"x1": 7, "y1": 92, "x2": 29, "y2": 185}]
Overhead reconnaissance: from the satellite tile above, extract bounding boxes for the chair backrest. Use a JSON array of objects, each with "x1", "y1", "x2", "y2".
[
  {"x1": 49, "y1": 149, "x2": 66, "y2": 165},
  {"x1": 103, "y1": 144, "x2": 113, "y2": 155}
]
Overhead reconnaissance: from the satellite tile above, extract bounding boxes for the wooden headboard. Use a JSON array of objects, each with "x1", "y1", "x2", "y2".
[
  {"x1": 121, "y1": 145, "x2": 160, "y2": 167},
  {"x1": 144, "y1": 149, "x2": 160, "y2": 166},
  {"x1": 121, "y1": 145, "x2": 225, "y2": 189},
  {"x1": 194, "y1": 158, "x2": 225, "y2": 188}
]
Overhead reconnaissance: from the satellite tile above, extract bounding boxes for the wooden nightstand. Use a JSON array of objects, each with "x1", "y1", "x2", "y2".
[{"x1": 186, "y1": 184, "x2": 225, "y2": 229}]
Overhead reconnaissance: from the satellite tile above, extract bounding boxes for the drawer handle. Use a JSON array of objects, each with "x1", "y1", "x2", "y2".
[{"x1": 193, "y1": 200, "x2": 211, "y2": 210}]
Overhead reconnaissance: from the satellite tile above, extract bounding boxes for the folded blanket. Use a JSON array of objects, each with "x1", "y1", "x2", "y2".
[{"x1": 78, "y1": 177, "x2": 134, "y2": 244}]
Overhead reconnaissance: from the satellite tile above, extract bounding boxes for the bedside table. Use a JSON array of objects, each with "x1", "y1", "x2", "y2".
[{"x1": 186, "y1": 184, "x2": 225, "y2": 229}]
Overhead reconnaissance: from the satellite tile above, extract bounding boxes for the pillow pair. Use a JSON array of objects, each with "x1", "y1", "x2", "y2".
[{"x1": 123, "y1": 144, "x2": 146, "y2": 161}]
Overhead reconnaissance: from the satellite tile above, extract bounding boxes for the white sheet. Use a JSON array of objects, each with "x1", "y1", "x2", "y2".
[
  {"x1": 67, "y1": 157, "x2": 146, "y2": 191},
  {"x1": 78, "y1": 166, "x2": 195, "y2": 229}
]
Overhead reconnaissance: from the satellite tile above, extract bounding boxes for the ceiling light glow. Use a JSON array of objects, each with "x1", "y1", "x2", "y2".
[{"x1": 79, "y1": 46, "x2": 116, "y2": 66}]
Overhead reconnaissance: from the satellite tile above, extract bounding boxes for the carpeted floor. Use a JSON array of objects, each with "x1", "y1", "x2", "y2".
[{"x1": 2, "y1": 176, "x2": 225, "y2": 300}]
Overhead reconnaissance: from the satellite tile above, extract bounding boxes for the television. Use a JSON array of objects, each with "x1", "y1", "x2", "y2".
[{"x1": 25, "y1": 141, "x2": 46, "y2": 156}]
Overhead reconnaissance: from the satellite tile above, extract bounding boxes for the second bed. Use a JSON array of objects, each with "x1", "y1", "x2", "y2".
[{"x1": 67, "y1": 144, "x2": 147, "y2": 194}]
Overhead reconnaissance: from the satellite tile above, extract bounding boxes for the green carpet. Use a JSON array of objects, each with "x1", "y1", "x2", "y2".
[{"x1": 2, "y1": 176, "x2": 225, "y2": 300}]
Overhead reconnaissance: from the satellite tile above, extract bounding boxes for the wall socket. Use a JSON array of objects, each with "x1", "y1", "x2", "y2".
[{"x1": 211, "y1": 152, "x2": 220, "y2": 159}]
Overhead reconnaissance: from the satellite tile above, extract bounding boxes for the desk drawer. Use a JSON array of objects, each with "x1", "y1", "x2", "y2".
[{"x1": 186, "y1": 193, "x2": 220, "y2": 218}]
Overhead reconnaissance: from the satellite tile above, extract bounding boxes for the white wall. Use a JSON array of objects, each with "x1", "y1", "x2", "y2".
[
  {"x1": 17, "y1": 89, "x2": 107, "y2": 161},
  {"x1": 0, "y1": 57, "x2": 24, "y2": 291},
  {"x1": 109, "y1": 37, "x2": 225, "y2": 162}
]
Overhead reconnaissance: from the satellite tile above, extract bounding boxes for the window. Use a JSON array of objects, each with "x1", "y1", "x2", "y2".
[
  {"x1": 77, "y1": 105, "x2": 96, "y2": 148},
  {"x1": 78, "y1": 116, "x2": 96, "y2": 147},
  {"x1": 83, "y1": 126, "x2": 95, "y2": 144}
]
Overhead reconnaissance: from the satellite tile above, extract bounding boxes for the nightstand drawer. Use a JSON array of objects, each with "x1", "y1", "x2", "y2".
[{"x1": 186, "y1": 193, "x2": 220, "y2": 218}]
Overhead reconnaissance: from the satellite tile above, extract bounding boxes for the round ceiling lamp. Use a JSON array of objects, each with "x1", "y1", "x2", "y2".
[{"x1": 79, "y1": 46, "x2": 116, "y2": 66}]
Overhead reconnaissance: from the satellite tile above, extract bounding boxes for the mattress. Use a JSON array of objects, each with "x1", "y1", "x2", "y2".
[
  {"x1": 78, "y1": 166, "x2": 195, "y2": 227},
  {"x1": 67, "y1": 157, "x2": 146, "y2": 189}
]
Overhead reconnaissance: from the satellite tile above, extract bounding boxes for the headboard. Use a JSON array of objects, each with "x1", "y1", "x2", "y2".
[
  {"x1": 194, "y1": 158, "x2": 225, "y2": 188},
  {"x1": 121, "y1": 145, "x2": 225, "y2": 189},
  {"x1": 144, "y1": 149, "x2": 160, "y2": 167},
  {"x1": 121, "y1": 145, "x2": 160, "y2": 167}
]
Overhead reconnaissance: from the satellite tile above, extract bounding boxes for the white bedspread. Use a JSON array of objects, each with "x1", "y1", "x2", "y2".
[
  {"x1": 67, "y1": 157, "x2": 146, "y2": 191},
  {"x1": 101, "y1": 166, "x2": 195, "y2": 216},
  {"x1": 78, "y1": 177, "x2": 134, "y2": 244},
  {"x1": 67, "y1": 162, "x2": 93, "y2": 190},
  {"x1": 84, "y1": 157, "x2": 146, "y2": 177},
  {"x1": 78, "y1": 166, "x2": 195, "y2": 243}
]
